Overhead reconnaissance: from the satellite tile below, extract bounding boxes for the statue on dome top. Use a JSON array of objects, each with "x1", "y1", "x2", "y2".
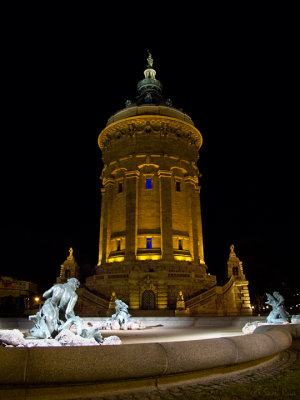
[{"x1": 147, "y1": 50, "x2": 154, "y2": 68}]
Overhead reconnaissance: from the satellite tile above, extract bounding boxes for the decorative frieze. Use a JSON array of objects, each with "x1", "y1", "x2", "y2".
[{"x1": 98, "y1": 116, "x2": 202, "y2": 150}]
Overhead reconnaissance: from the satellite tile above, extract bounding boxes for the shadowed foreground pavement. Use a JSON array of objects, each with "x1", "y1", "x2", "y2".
[{"x1": 82, "y1": 340, "x2": 300, "y2": 400}]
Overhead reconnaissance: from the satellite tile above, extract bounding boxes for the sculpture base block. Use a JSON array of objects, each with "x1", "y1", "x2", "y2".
[{"x1": 175, "y1": 309, "x2": 190, "y2": 317}]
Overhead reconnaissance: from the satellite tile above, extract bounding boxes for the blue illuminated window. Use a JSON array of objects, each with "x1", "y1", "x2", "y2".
[
  {"x1": 146, "y1": 238, "x2": 152, "y2": 249},
  {"x1": 176, "y1": 181, "x2": 181, "y2": 192},
  {"x1": 178, "y1": 239, "x2": 183, "y2": 250},
  {"x1": 118, "y1": 183, "x2": 123, "y2": 193},
  {"x1": 146, "y1": 179, "x2": 152, "y2": 189},
  {"x1": 117, "y1": 240, "x2": 121, "y2": 251}
]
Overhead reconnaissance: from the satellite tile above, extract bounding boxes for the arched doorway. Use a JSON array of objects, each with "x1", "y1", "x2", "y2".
[{"x1": 142, "y1": 290, "x2": 156, "y2": 310}]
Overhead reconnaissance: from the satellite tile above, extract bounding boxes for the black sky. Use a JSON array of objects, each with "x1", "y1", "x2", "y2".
[{"x1": 2, "y1": 6, "x2": 299, "y2": 296}]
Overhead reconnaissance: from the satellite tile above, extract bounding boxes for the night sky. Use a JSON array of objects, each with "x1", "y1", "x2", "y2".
[{"x1": 2, "y1": 7, "x2": 299, "y2": 298}]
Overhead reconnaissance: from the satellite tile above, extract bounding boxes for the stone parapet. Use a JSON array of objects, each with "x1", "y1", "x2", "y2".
[{"x1": 106, "y1": 105, "x2": 194, "y2": 126}]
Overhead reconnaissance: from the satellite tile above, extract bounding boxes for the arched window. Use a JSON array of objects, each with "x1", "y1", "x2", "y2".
[{"x1": 232, "y1": 266, "x2": 239, "y2": 276}]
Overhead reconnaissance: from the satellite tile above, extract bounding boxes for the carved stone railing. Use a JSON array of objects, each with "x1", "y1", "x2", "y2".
[
  {"x1": 77, "y1": 288, "x2": 109, "y2": 308},
  {"x1": 185, "y1": 276, "x2": 236, "y2": 310},
  {"x1": 185, "y1": 285, "x2": 217, "y2": 308}
]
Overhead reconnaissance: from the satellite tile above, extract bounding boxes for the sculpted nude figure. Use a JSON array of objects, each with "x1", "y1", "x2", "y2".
[{"x1": 29, "y1": 278, "x2": 82, "y2": 338}]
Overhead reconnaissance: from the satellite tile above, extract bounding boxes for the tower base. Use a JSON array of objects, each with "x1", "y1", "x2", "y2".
[{"x1": 74, "y1": 261, "x2": 252, "y2": 317}]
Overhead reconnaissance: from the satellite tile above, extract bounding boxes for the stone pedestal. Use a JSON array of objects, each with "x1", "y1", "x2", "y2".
[
  {"x1": 175, "y1": 309, "x2": 190, "y2": 316},
  {"x1": 176, "y1": 300, "x2": 186, "y2": 310}
]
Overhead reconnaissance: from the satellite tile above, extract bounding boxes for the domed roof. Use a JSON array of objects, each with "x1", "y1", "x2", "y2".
[{"x1": 106, "y1": 51, "x2": 195, "y2": 127}]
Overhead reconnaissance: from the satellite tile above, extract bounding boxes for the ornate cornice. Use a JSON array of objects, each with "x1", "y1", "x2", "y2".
[
  {"x1": 98, "y1": 115, "x2": 203, "y2": 151},
  {"x1": 125, "y1": 170, "x2": 140, "y2": 179},
  {"x1": 157, "y1": 170, "x2": 173, "y2": 178}
]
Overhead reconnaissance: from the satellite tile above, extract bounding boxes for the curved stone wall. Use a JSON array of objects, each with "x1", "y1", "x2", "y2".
[
  {"x1": 0, "y1": 326, "x2": 294, "y2": 388},
  {"x1": 254, "y1": 323, "x2": 300, "y2": 339}
]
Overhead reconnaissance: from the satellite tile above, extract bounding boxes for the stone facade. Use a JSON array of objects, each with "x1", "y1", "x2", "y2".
[
  {"x1": 79, "y1": 56, "x2": 252, "y2": 316},
  {"x1": 56, "y1": 248, "x2": 79, "y2": 284}
]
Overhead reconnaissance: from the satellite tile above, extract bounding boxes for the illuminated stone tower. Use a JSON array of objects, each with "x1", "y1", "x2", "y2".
[
  {"x1": 82, "y1": 53, "x2": 252, "y2": 316},
  {"x1": 85, "y1": 53, "x2": 215, "y2": 311}
]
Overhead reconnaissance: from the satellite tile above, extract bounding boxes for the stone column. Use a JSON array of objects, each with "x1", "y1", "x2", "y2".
[
  {"x1": 158, "y1": 170, "x2": 173, "y2": 262},
  {"x1": 157, "y1": 278, "x2": 168, "y2": 309},
  {"x1": 129, "y1": 281, "x2": 140, "y2": 309},
  {"x1": 185, "y1": 177, "x2": 195, "y2": 261},
  {"x1": 194, "y1": 186, "x2": 205, "y2": 264},
  {"x1": 98, "y1": 179, "x2": 114, "y2": 266},
  {"x1": 97, "y1": 187, "x2": 105, "y2": 266},
  {"x1": 185, "y1": 177, "x2": 203, "y2": 264},
  {"x1": 125, "y1": 171, "x2": 139, "y2": 262},
  {"x1": 157, "y1": 290, "x2": 168, "y2": 309}
]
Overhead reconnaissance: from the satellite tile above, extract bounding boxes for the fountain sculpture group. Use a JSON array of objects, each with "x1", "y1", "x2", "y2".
[
  {"x1": 0, "y1": 278, "x2": 145, "y2": 347},
  {"x1": 27, "y1": 278, "x2": 143, "y2": 343},
  {"x1": 265, "y1": 291, "x2": 290, "y2": 324},
  {"x1": 0, "y1": 279, "x2": 298, "y2": 346},
  {"x1": 29, "y1": 278, "x2": 102, "y2": 341},
  {"x1": 242, "y1": 290, "x2": 300, "y2": 334}
]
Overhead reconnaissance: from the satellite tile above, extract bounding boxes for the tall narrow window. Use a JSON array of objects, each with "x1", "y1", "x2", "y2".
[
  {"x1": 146, "y1": 178, "x2": 152, "y2": 189},
  {"x1": 118, "y1": 183, "x2": 123, "y2": 193},
  {"x1": 146, "y1": 238, "x2": 152, "y2": 249},
  {"x1": 178, "y1": 239, "x2": 183, "y2": 250},
  {"x1": 65, "y1": 269, "x2": 71, "y2": 279},
  {"x1": 117, "y1": 240, "x2": 121, "y2": 251},
  {"x1": 232, "y1": 266, "x2": 239, "y2": 276},
  {"x1": 176, "y1": 181, "x2": 181, "y2": 192}
]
